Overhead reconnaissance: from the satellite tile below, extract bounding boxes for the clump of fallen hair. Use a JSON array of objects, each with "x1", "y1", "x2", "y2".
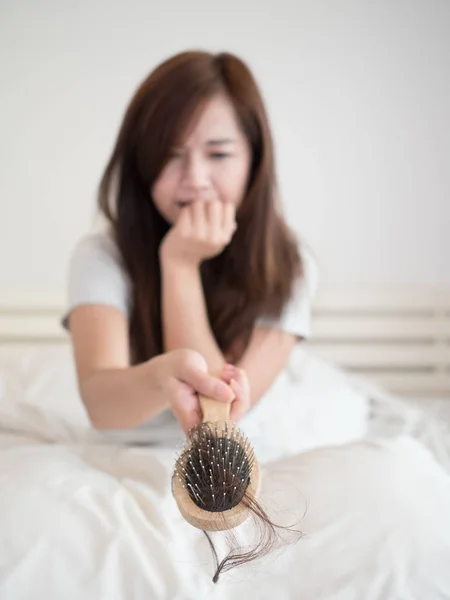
[{"x1": 204, "y1": 491, "x2": 304, "y2": 583}]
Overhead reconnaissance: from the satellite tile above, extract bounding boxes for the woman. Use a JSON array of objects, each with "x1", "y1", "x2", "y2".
[
  {"x1": 61, "y1": 50, "x2": 450, "y2": 592},
  {"x1": 64, "y1": 50, "x2": 317, "y2": 442}
]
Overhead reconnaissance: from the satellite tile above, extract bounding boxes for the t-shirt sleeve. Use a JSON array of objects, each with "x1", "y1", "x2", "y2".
[
  {"x1": 256, "y1": 246, "x2": 319, "y2": 339},
  {"x1": 62, "y1": 232, "x2": 132, "y2": 330}
]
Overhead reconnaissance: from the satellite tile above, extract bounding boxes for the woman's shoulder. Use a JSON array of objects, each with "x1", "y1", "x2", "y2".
[
  {"x1": 256, "y1": 241, "x2": 318, "y2": 339},
  {"x1": 65, "y1": 228, "x2": 132, "y2": 320},
  {"x1": 68, "y1": 227, "x2": 131, "y2": 292},
  {"x1": 271, "y1": 244, "x2": 318, "y2": 339},
  {"x1": 70, "y1": 229, "x2": 121, "y2": 265},
  {"x1": 297, "y1": 242, "x2": 319, "y2": 298}
]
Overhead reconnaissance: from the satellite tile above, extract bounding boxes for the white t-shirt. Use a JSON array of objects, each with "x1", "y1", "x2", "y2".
[
  {"x1": 63, "y1": 231, "x2": 318, "y2": 338},
  {"x1": 62, "y1": 230, "x2": 319, "y2": 445}
]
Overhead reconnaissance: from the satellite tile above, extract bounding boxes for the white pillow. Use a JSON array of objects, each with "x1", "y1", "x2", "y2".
[{"x1": 0, "y1": 344, "x2": 91, "y2": 442}]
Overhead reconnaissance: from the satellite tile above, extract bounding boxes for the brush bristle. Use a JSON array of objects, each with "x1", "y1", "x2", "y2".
[{"x1": 174, "y1": 422, "x2": 255, "y2": 512}]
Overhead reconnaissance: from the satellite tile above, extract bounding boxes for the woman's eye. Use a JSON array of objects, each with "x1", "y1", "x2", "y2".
[{"x1": 210, "y1": 153, "x2": 230, "y2": 159}]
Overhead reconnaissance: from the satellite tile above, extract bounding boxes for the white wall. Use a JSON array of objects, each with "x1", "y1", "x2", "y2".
[{"x1": 1, "y1": 0, "x2": 449, "y2": 293}]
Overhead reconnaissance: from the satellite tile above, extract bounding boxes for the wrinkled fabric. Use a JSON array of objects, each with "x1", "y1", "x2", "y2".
[{"x1": 1, "y1": 345, "x2": 450, "y2": 599}]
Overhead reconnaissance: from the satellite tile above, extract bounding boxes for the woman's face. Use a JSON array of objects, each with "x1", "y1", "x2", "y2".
[{"x1": 152, "y1": 94, "x2": 252, "y2": 224}]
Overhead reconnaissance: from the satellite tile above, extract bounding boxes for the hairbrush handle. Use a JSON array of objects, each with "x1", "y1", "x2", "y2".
[{"x1": 199, "y1": 395, "x2": 231, "y2": 423}]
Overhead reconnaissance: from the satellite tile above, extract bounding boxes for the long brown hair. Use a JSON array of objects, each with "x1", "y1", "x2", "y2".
[{"x1": 99, "y1": 51, "x2": 302, "y2": 364}]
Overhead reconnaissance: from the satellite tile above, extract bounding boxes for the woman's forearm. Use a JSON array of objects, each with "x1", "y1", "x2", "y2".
[
  {"x1": 79, "y1": 358, "x2": 168, "y2": 430},
  {"x1": 161, "y1": 258, "x2": 225, "y2": 372}
]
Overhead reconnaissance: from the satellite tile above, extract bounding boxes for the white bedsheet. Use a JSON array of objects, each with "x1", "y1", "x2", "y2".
[{"x1": 1, "y1": 345, "x2": 450, "y2": 599}]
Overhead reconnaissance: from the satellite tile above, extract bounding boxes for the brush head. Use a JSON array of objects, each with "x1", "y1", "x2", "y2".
[{"x1": 172, "y1": 420, "x2": 260, "y2": 531}]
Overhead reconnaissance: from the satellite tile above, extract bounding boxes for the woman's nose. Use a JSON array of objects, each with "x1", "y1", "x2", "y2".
[{"x1": 181, "y1": 155, "x2": 210, "y2": 193}]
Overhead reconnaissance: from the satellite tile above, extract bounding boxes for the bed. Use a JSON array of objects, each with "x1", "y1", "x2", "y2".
[{"x1": 1, "y1": 285, "x2": 450, "y2": 599}]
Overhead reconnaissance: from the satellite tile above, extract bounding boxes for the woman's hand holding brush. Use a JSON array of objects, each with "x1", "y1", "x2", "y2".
[
  {"x1": 159, "y1": 349, "x2": 235, "y2": 434},
  {"x1": 220, "y1": 363, "x2": 251, "y2": 423}
]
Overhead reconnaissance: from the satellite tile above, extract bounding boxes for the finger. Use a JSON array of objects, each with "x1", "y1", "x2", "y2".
[
  {"x1": 221, "y1": 362, "x2": 235, "y2": 383},
  {"x1": 222, "y1": 202, "x2": 237, "y2": 235},
  {"x1": 178, "y1": 412, "x2": 200, "y2": 434},
  {"x1": 221, "y1": 364, "x2": 247, "y2": 391},
  {"x1": 190, "y1": 200, "x2": 207, "y2": 238},
  {"x1": 168, "y1": 379, "x2": 202, "y2": 434},
  {"x1": 205, "y1": 201, "x2": 222, "y2": 241},
  {"x1": 176, "y1": 204, "x2": 191, "y2": 222},
  {"x1": 229, "y1": 382, "x2": 246, "y2": 422},
  {"x1": 233, "y1": 367, "x2": 247, "y2": 388},
  {"x1": 176, "y1": 204, "x2": 192, "y2": 234},
  {"x1": 179, "y1": 359, "x2": 235, "y2": 403},
  {"x1": 230, "y1": 377, "x2": 245, "y2": 398},
  {"x1": 178, "y1": 406, "x2": 201, "y2": 435}
]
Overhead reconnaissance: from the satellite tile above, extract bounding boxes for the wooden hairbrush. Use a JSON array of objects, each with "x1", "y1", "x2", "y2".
[{"x1": 172, "y1": 393, "x2": 261, "y2": 531}]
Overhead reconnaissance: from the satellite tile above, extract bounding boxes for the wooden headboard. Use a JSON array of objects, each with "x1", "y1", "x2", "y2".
[
  {"x1": 0, "y1": 286, "x2": 449, "y2": 396},
  {"x1": 308, "y1": 285, "x2": 450, "y2": 395}
]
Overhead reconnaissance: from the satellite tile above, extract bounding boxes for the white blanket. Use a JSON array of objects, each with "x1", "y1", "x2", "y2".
[{"x1": 1, "y1": 345, "x2": 450, "y2": 599}]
